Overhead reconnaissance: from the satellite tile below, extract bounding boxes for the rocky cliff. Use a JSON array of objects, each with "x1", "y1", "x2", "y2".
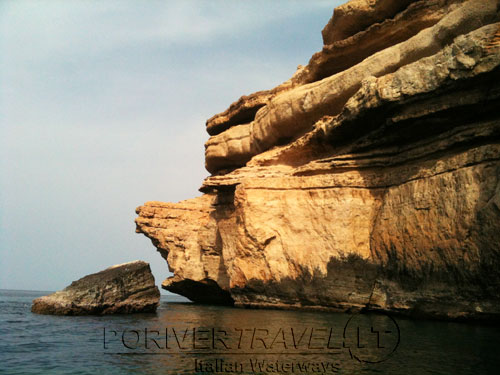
[{"x1": 136, "y1": 0, "x2": 500, "y2": 320}]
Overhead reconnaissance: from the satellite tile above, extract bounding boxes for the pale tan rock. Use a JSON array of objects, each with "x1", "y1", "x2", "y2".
[
  {"x1": 135, "y1": 196, "x2": 233, "y2": 304},
  {"x1": 322, "y1": 0, "x2": 415, "y2": 45},
  {"x1": 205, "y1": 72, "x2": 301, "y2": 136},
  {"x1": 205, "y1": 91, "x2": 269, "y2": 136},
  {"x1": 206, "y1": 0, "x2": 465, "y2": 137},
  {"x1": 136, "y1": 1, "x2": 500, "y2": 320},
  {"x1": 204, "y1": 124, "x2": 254, "y2": 173},
  {"x1": 205, "y1": 0, "x2": 500, "y2": 174},
  {"x1": 300, "y1": 0, "x2": 467, "y2": 83}
]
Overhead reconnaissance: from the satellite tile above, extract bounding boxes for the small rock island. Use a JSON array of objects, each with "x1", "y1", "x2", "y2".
[{"x1": 31, "y1": 260, "x2": 160, "y2": 315}]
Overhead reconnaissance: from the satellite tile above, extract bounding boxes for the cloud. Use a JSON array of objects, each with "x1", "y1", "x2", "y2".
[
  {"x1": 121, "y1": 0, "x2": 336, "y2": 45},
  {"x1": 0, "y1": 0, "x2": 341, "y2": 291},
  {"x1": 2, "y1": 1, "x2": 334, "y2": 134},
  {"x1": 2, "y1": 0, "x2": 338, "y2": 64}
]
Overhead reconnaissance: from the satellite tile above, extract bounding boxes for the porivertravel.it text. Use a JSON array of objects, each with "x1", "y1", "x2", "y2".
[{"x1": 103, "y1": 326, "x2": 349, "y2": 351}]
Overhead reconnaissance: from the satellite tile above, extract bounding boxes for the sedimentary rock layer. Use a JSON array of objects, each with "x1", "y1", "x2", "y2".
[
  {"x1": 31, "y1": 261, "x2": 160, "y2": 315},
  {"x1": 205, "y1": 0, "x2": 498, "y2": 174},
  {"x1": 136, "y1": 0, "x2": 500, "y2": 320}
]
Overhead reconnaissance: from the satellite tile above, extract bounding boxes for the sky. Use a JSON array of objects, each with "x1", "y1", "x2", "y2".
[{"x1": 0, "y1": 0, "x2": 341, "y2": 293}]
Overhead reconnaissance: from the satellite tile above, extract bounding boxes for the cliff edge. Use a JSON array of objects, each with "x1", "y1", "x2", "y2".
[{"x1": 136, "y1": 0, "x2": 500, "y2": 320}]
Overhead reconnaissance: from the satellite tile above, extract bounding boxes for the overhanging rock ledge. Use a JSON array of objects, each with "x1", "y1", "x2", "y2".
[{"x1": 136, "y1": 0, "x2": 500, "y2": 320}]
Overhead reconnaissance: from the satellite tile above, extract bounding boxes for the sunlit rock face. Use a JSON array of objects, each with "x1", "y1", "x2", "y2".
[{"x1": 136, "y1": 0, "x2": 500, "y2": 320}]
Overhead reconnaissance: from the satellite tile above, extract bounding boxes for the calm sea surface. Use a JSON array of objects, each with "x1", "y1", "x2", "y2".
[{"x1": 0, "y1": 289, "x2": 499, "y2": 375}]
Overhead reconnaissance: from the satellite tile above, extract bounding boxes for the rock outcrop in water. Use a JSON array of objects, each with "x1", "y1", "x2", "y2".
[
  {"x1": 31, "y1": 261, "x2": 160, "y2": 315},
  {"x1": 136, "y1": 0, "x2": 500, "y2": 320}
]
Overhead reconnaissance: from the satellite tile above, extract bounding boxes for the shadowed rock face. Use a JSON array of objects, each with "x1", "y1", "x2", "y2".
[
  {"x1": 31, "y1": 261, "x2": 160, "y2": 315},
  {"x1": 136, "y1": 0, "x2": 500, "y2": 320}
]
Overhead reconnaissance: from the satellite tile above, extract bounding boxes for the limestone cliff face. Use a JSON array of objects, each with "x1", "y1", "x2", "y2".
[{"x1": 136, "y1": 0, "x2": 500, "y2": 319}]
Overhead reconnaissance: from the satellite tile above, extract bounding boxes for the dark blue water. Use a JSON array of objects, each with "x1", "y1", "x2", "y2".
[{"x1": 0, "y1": 289, "x2": 499, "y2": 374}]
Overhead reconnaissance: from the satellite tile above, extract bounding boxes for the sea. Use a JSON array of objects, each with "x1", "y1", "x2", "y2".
[{"x1": 0, "y1": 289, "x2": 499, "y2": 375}]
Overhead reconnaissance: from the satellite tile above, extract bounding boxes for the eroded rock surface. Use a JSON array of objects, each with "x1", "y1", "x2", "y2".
[
  {"x1": 31, "y1": 261, "x2": 160, "y2": 315},
  {"x1": 136, "y1": 0, "x2": 500, "y2": 320}
]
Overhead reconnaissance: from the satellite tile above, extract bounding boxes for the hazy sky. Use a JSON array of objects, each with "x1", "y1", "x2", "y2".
[{"x1": 0, "y1": 0, "x2": 341, "y2": 292}]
